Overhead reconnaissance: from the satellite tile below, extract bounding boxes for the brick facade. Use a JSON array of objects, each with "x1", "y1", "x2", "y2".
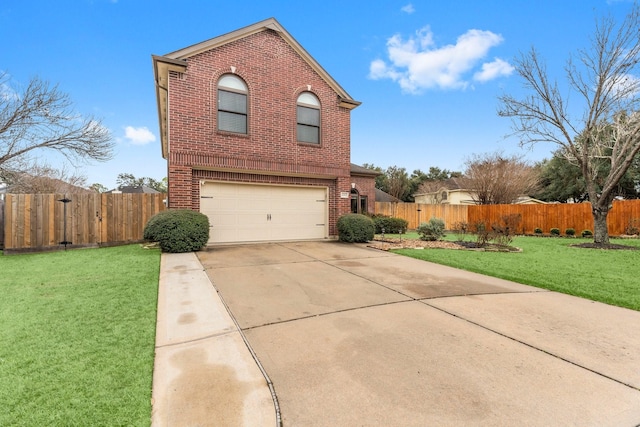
[{"x1": 154, "y1": 19, "x2": 373, "y2": 239}]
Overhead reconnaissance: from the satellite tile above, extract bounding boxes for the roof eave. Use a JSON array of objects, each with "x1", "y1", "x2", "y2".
[{"x1": 152, "y1": 55, "x2": 187, "y2": 159}]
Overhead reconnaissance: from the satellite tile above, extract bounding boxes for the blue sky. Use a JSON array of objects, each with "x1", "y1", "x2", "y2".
[{"x1": 1, "y1": 0, "x2": 636, "y2": 189}]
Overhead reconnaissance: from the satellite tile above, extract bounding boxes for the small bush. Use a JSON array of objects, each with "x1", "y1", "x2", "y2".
[
  {"x1": 491, "y1": 214, "x2": 522, "y2": 247},
  {"x1": 337, "y1": 214, "x2": 375, "y2": 243},
  {"x1": 624, "y1": 218, "x2": 640, "y2": 235},
  {"x1": 143, "y1": 209, "x2": 210, "y2": 253},
  {"x1": 582, "y1": 229, "x2": 593, "y2": 238},
  {"x1": 565, "y1": 228, "x2": 576, "y2": 236},
  {"x1": 452, "y1": 221, "x2": 469, "y2": 241},
  {"x1": 550, "y1": 228, "x2": 561, "y2": 236},
  {"x1": 533, "y1": 227, "x2": 543, "y2": 235},
  {"x1": 417, "y1": 217, "x2": 446, "y2": 241},
  {"x1": 372, "y1": 215, "x2": 408, "y2": 234},
  {"x1": 471, "y1": 221, "x2": 491, "y2": 247}
]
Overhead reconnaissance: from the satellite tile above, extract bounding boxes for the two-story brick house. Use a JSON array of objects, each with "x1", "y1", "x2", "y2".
[{"x1": 152, "y1": 18, "x2": 377, "y2": 244}]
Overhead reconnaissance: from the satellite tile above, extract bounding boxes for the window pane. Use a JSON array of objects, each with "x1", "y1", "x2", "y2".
[
  {"x1": 298, "y1": 92, "x2": 319, "y2": 107},
  {"x1": 297, "y1": 124, "x2": 319, "y2": 144},
  {"x1": 351, "y1": 197, "x2": 358, "y2": 213},
  {"x1": 297, "y1": 106, "x2": 319, "y2": 126},
  {"x1": 219, "y1": 90, "x2": 247, "y2": 114},
  {"x1": 218, "y1": 111, "x2": 247, "y2": 133},
  {"x1": 360, "y1": 196, "x2": 367, "y2": 213},
  {"x1": 219, "y1": 75, "x2": 247, "y2": 92}
]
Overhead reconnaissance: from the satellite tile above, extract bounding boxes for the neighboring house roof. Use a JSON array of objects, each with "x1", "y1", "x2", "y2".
[
  {"x1": 350, "y1": 163, "x2": 380, "y2": 177},
  {"x1": 107, "y1": 186, "x2": 161, "y2": 194},
  {"x1": 375, "y1": 188, "x2": 400, "y2": 202},
  {"x1": 153, "y1": 17, "x2": 362, "y2": 159}
]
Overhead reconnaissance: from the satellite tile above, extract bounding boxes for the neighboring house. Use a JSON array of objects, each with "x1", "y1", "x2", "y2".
[
  {"x1": 414, "y1": 177, "x2": 476, "y2": 205},
  {"x1": 413, "y1": 178, "x2": 546, "y2": 205},
  {"x1": 106, "y1": 186, "x2": 161, "y2": 194},
  {"x1": 374, "y1": 188, "x2": 401, "y2": 203},
  {"x1": 152, "y1": 18, "x2": 375, "y2": 244}
]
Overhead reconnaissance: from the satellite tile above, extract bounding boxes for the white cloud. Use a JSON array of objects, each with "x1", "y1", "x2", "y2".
[
  {"x1": 401, "y1": 4, "x2": 415, "y2": 14},
  {"x1": 473, "y1": 58, "x2": 514, "y2": 82},
  {"x1": 369, "y1": 26, "x2": 511, "y2": 93},
  {"x1": 124, "y1": 126, "x2": 156, "y2": 145}
]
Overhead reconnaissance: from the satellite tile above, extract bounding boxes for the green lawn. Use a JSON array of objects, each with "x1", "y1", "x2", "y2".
[
  {"x1": 391, "y1": 235, "x2": 640, "y2": 311},
  {"x1": 0, "y1": 245, "x2": 161, "y2": 426}
]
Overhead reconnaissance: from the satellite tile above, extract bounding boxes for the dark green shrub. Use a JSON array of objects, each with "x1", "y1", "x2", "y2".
[
  {"x1": 565, "y1": 228, "x2": 576, "y2": 236},
  {"x1": 534, "y1": 227, "x2": 543, "y2": 235},
  {"x1": 550, "y1": 228, "x2": 561, "y2": 236},
  {"x1": 582, "y1": 229, "x2": 593, "y2": 238},
  {"x1": 143, "y1": 209, "x2": 210, "y2": 253},
  {"x1": 417, "y1": 217, "x2": 445, "y2": 241},
  {"x1": 372, "y1": 215, "x2": 408, "y2": 234},
  {"x1": 337, "y1": 214, "x2": 374, "y2": 243}
]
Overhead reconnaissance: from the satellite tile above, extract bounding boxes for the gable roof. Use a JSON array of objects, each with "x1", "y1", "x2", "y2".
[
  {"x1": 152, "y1": 18, "x2": 361, "y2": 159},
  {"x1": 106, "y1": 186, "x2": 161, "y2": 194},
  {"x1": 350, "y1": 163, "x2": 381, "y2": 177}
]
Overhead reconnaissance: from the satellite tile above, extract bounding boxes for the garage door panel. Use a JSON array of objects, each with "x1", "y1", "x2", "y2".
[{"x1": 201, "y1": 182, "x2": 327, "y2": 244}]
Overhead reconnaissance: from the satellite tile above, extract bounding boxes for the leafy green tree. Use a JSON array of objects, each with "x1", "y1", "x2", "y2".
[{"x1": 116, "y1": 173, "x2": 167, "y2": 192}]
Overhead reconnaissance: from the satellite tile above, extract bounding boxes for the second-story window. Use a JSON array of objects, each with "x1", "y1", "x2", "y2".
[
  {"x1": 297, "y1": 92, "x2": 320, "y2": 144},
  {"x1": 218, "y1": 74, "x2": 247, "y2": 134}
]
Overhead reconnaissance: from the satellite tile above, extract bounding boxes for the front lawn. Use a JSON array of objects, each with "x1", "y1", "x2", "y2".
[
  {"x1": 391, "y1": 236, "x2": 640, "y2": 311},
  {"x1": 0, "y1": 245, "x2": 161, "y2": 426}
]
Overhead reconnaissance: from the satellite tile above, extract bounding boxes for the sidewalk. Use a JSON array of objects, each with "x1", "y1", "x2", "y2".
[{"x1": 151, "y1": 252, "x2": 278, "y2": 427}]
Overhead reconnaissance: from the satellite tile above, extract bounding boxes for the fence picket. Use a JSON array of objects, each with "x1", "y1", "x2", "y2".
[{"x1": 1, "y1": 193, "x2": 166, "y2": 252}]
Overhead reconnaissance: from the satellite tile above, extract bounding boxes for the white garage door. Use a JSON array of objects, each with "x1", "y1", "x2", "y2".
[{"x1": 200, "y1": 182, "x2": 328, "y2": 244}]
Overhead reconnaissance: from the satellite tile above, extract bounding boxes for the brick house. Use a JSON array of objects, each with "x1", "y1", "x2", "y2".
[{"x1": 152, "y1": 18, "x2": 377, "y2": 244}]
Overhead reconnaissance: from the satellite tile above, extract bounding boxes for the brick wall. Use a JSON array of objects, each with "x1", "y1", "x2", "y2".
[{"x1": 166, "y1": 29, "x2": 356, "y2": 237}]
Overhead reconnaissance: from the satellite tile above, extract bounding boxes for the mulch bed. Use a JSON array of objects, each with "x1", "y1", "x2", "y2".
[
  {"x1": 570, "y1": 242, "x2": 639, "y2": 250},
  {"x1": 368, "y1": 238, "x2": 520, "y2": 252}
]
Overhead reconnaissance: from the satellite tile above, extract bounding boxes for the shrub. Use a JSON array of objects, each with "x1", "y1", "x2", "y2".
[
  {"x1": 471, "y1": 221, "x2": 491, "y2": 247},
  {"x1": 337, "y1": 214, "x2": 375, "y2": 243},
  {"x1": 582, "y1": 229, "x2": 593, "y2": 238},
  {"x1": 491, "y1": 214, "x2": 522, "y2": 247},
  {"x1": 565, "y1": 228, "x2": 576, "y2": 236},
  {"x1": 624, "y1": 218, "x2": 640, "y2": 236},
  {"x1": 417, "y1": 217, "x2": 446, "y2": 241},
  {"x1": 533, "y1": 227, "x2": 543, "y2": 235},
  {"x1": 372, "y1": 215, "x2": 408, "y2": 234},
  {"x1": 143, "y1": 209, "x2": 210, "y2": 253},
  {"x1": 452, "y1": 221, "x2": 469, "y2": 241},
  {"x1": 550, "y1": 228, "x2": 561, "y2": 236}
]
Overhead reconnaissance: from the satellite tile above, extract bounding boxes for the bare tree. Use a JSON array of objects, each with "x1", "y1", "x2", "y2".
[
  {"x1": 464, "y1": 152, "x2": 540, "y2": 205},
  {"x1": 0, "y1": 74, "x2": 113, "y2": 176},
  {"x1": 1, "y1": 164, "x2": 89, "y2": 193},
  {"x1": 498, "y1": 5, "x2": 640, "y2": 244}
]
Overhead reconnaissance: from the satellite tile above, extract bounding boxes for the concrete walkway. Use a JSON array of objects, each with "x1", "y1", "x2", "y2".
[{"x1": 152, "y1": 241, "x2": 640, "y2": 426}]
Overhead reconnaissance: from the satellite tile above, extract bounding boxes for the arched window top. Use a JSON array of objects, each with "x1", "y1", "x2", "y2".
[
  {"x1": 297, "y1": 92, "x2": 320, "y2": 107},
  {"x1": 218, "y1": 74, "x2": 247, "y2": 92}
]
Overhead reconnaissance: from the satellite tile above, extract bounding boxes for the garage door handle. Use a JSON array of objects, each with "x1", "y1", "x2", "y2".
[{"x1": 267, "y1": 214, "x2": 272, "y2": 221}]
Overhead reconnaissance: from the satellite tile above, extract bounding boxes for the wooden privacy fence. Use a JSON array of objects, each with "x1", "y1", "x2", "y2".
[
  {"x1": 375, "y1": 200, "x2": 640, "y2": 235},
  {"x1": 2, "y1": 193, "x2": 166, "y2": 253},
  {"x1": 375, "y1": 202, "x2": 469, "y2": 230}
]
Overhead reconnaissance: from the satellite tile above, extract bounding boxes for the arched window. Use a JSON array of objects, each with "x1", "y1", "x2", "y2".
[
  {"x1": 297, "y1": 92, "x2": 320, "y2": 144},
  {"x1": 350, "y1": 188, "x2": 368, "y2": 214},
  {"x1": 217, "y1": 74, "x2": 247, "y2": 134}
]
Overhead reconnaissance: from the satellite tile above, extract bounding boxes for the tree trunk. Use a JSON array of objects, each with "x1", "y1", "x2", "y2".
[{"x1": 592, "y1": 204, "x2": 610, "y2": 245}]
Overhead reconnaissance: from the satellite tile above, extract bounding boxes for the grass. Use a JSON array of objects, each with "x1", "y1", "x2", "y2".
[
  {"x1": 389, "y1": 234, "x2": 640, "y2": 311},
  {"x1": 0, "y1": 245, "x2": 161, "y2": 426}
]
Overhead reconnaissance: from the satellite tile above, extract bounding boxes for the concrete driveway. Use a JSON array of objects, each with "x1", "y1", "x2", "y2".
[{"x1": 196, "y1": 241, "x2": 640, "y2": 426}]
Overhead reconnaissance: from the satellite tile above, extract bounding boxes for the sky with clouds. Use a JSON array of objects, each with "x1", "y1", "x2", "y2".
[{"x1": 1, "y1": 0, "x2": 637, "y2": 188}]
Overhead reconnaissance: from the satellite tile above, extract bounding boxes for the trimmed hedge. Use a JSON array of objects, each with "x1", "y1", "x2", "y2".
[
  {"x1": 372, "y1": 215, "x2": 408, "y2": 234},
  {"x1": 337, "y1": 214, "x2": 375, "y2": 243},
  {"x1": 143, "y1": 209, "x2": 210, "y2": 253}
]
